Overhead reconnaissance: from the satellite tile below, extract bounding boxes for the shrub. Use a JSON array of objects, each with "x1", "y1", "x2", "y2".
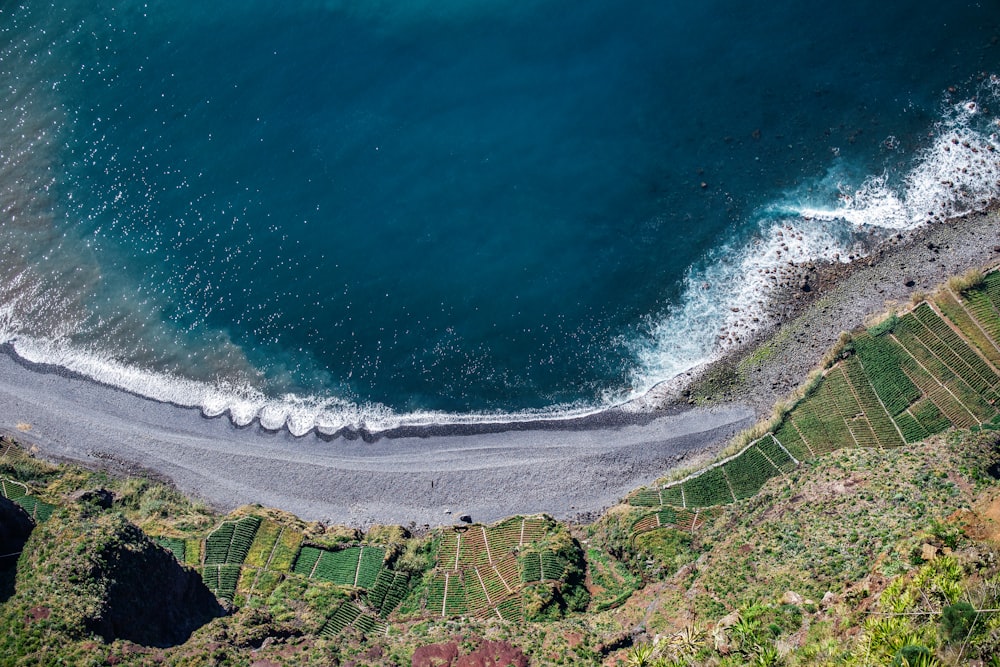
[
  {"x1": 947, "y1": 268, "x2": 985, "y2": 294},
  {"x1": 940, "y1": 601, "x2": 976, "y2": 643}
]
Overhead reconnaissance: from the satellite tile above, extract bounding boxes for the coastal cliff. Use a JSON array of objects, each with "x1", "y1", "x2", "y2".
[{"x1": 5, "y1": 263, "x2": 1000, "y2": 664}]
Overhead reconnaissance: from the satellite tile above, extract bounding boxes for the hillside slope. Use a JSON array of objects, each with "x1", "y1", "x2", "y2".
[{"x1": 3, "y1": 269, "x2": 1000, "y2": 664}]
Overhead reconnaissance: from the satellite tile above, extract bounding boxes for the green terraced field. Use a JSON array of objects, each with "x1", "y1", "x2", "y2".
[{"x1": 627, "y1": 271, "x2": 1000, "y2": 521}]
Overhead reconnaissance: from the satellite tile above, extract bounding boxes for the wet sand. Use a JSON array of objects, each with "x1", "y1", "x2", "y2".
[
  {"x1": 3, "y1": 209, "x2": 998, "y2": 528},
  {"x1": 0, "y1": 352, "x2": 753, "y2": 526}
]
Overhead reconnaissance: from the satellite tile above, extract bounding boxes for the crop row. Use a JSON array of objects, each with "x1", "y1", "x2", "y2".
[
  {"x1": 204, "y1": 523, "x2": 234, "y2": 565},
  {"x1": 722, "y1": 445, "x2": 780, "y2": 500},
  {"x1": 365, "y1": 569, "x2": 394, "y2": 611},
  {"x1": 985, "y1": 271, "x2": 1000, "y2": 310},
  {"x1": 495, "y1": 596, "x2": 523, "y2": 622},
  {"x1": 353, "y1": 613, "x2": 386, "y2": 637},
  {"x1": 900, "y1": 313, "x2": 998, "y2": 409},
  {"x1": 964, "y1": 290, "x2": 1000, "y2": 343},
  {"x1": 893, "y1": 321, "x2": 995, "y2": 422},
  {"x1": 796, "y1": 380, "x2": 857, "y2": 454},
  {"x1": 629, "y1": 483, "x2": 685, "y2": 508},
  {"x1": 842, "y1": 357, "x2": 905, "y2": 447},
  {"x1": 228, "y1": 516, "x2": 261, "y2": 565},
  {"x1": 204, "y1": 517, "x2": 260, "y2": 567},
  {"x1": 913, "y1": 304, "x2": 1000, "y2": 399},
  {"x1": 773, "y1": 420, "x2": 812, "y2": 462},
  {"x1": 911, "y1": 396, "x2": 958, "y2": 434},
  {"x1": 487, "y1": 517, "x2": 525, "y2": 556},
  {"x1": 320, "y1": 602, "x2": 361, "y2": 636},
  {"x1": 443, "y1": 573, "x2": 469, "y2": 616},
  {"x1": 292, "y1": 545, "x2": 321, "y2": 577},
  {"x1": 520, "y1": 552, "x2": 542, "y2": 583},
  {"x1": 425, "y1": 576, "x2": 446, "y2": 615},
  {"x1": 630, "y1": 514, "x2": 660, "y2": 534},
  {"x1": 519, "y1": 517, "x2": 548, "y2": 543},
  {"x1": 202, "y1": 563, "x2": 241, "y2": 601},
  {"x1": 465, "y1": 571, "x2": 491, "y2": 613},
  {"x1": 935, "y1": 290, "x2": 1000, "y2": 368},
  {"x1": 540, "y1": 551, "x2": 565, "y2": 581},
  {"x1": 628, "y1": 489, "x2": 660, "y2": 507},
  {"x1": 0, "y1": 478, "x2": 27, "y2": 500},
  {"x1": 853, "y1": 331, "x2": 922, "y2": 416},
  {"x1": 494, "y1": 555, "x2": 520, "y2": 591},
  {"x1": 630, "y1": 506, "x2": 700, "y2": 534},
  {"x1": 618, "y1": 282, "x2": 1000, "y2": 519},
  {"x1": 437, "y1": 518, "x2": 553, "y2": 572},
  {"x1": 758, "y1": 435, "x2": 797, "y2": 472},
  {"x1": 892, "y1": 408, "x2": 930, "y2": 443},
  {"x1": 898, "y1": 353, "x2": 978, "y2": 429},
  {"x1": 13, "y1": 495, "x2": 54, "y2": 523},
  {"x1": 311, "y1": 546, "x2": 365, "y2": 586},
  {"x1": 378, "y1": 572, "x2": 410, "y2": 617},
  {"x1": 455, "y1": 526, "x2": 490, "y2": 567},
  {"x1": 681, "y1": 466, "x2": 733, "y2": 508},
  {"x1": 154, "y1": 536, "x2": 186, "y2": 562},
  {"x1": 356, "y1": 546, "x2": 385, "y2": 589},
  {"x1": 477, "y1": 564, "x2": 508, "y2": 600}
]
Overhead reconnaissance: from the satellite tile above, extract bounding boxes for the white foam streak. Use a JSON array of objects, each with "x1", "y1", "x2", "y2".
[
  {"x1": 0, "y1": 327, "x2": 615, "y2": 435},
  {"x1": 634, "y1": 90, "x2": 1000, "y2": 397},
  {"x1": 634, "y1": 219, "x2": 855, "y2": 395},
  {"x1": 5, "y1": 78, "x2": 1000, "y2": 435},
  {"x1": 800, "y1": 123, "x2": 1000, "y2": 231}
]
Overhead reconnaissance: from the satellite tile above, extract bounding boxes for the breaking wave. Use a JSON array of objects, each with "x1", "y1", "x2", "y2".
[{"x1": 631, "y1": 78, "x2": 1000, "y2": 398}]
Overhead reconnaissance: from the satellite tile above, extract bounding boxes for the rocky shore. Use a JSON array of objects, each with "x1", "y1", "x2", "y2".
[{"x1": 683, "y1": 206, "x2": 1000, "y2": 418}]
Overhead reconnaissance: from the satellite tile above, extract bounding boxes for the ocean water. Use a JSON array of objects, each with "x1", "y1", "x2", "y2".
[{"x1": 1, "y1": 1, "x2": 999, "y2": 434}]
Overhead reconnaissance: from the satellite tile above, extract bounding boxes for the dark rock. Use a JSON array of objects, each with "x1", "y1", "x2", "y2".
[
  {"x1": 0, "y1": 496, "x2": 34, "y2": 587},
  {"x1": 459, "y1": 515, "x2": 472, "y2": 524},
  {"x1": 904, "y1": 279, "x2": 916, "y2": 288},
  {"x1": 17, "y1": 512, "x2": 224, "y2": 647},
  {"x1": 70, "y1": 488, "x2": 115, "y2": 509}
]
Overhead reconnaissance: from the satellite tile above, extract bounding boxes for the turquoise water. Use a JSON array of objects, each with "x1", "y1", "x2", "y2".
[{"x1": 2, "y1": 2, "x2": 999, "y2": 433}]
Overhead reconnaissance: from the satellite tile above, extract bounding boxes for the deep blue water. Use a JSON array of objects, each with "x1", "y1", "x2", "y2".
[{"x1": 2, "y1": 1, "x2": 999, "y2": 432}]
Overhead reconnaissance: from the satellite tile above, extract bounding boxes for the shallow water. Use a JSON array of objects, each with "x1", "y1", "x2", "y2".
[{"x1": 1, "y1": 1, "x2": 999, "y2": 433}]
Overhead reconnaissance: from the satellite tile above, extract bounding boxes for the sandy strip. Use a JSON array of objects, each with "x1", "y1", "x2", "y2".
[
  {"x1": 4, "y1": 212, "x2": 995, "y2": 529},
  {"x1": 0, "y1": 352, "x2": 753, "y2": 527}
]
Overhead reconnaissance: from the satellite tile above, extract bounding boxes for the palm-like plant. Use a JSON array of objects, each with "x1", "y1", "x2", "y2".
[
  {"x1": 669, "y1": 624, "x2": 706, "y2": 658},
  {"x1": 627, "y1": 641, "x2": 656, "y2": 667}
]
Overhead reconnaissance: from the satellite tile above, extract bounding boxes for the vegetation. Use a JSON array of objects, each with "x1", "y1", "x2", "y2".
[{"x1": 4, "y1": 268, "x2": 1000, "y2": 664}]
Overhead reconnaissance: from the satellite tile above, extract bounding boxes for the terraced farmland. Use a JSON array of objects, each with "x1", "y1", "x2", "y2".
[
  {"x1": 629, "y1": 270, "x2": 1000, "y2": 532},
  {"x1": 0, "y1": 438, "x2": 583, "y2": 638},
  {"x1": 0, "y1": 477, "x2": 55, "y2": 523},
  {"x1": 201, "y1": 515, "x2": 261, "y2": 601},
  {"x1": 416, "y1": 515, "x2": 584, "y2": 622}
]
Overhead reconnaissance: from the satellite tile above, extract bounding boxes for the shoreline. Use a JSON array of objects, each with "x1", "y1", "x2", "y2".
[
  {"x1": 687, "y1": 206, "x2": 1000, "y2": 418},
  {"x1": 0, "y1": 348, "x2": 754, "y2": 527},
  {"x1": 1, "y1": 208, "x2": 998, "y2": 527}
]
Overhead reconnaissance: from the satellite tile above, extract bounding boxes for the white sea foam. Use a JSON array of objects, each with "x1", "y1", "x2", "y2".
[
  {"x1": 0, "y1": 327, "x2": 611, "y2": 436},
  {"x1": 631, "y1": 218, "x2": 858, "y2": 396},
  {"x1": 631, "y1": 84, "x2": 1000, "y2": 398},
  {"x1": 5, "y1": 71, "x2": 1000, "y2": 435}
]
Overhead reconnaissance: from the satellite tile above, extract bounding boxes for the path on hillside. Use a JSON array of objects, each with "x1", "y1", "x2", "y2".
[{"x1": 0, "y1": 353, "x2": 753, "y2": 527}]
